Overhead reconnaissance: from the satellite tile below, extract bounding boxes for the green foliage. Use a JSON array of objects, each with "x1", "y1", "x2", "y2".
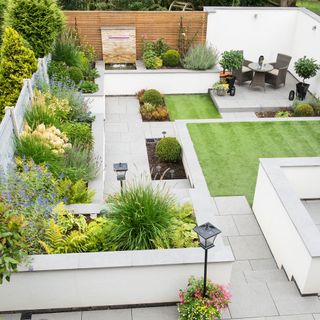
[
  {"x1": 0, "y1": 0, "x2": 8, "y2": 40},
  {"x1": 183, "y1": 44, "x2": 219, "y2": 70},
  {"x1": 307, "y1": 97, "x2": 320, "y2": 116},
  {"x1": 57, "y1": 178, "x2": 95, "y2": 204},
  {"x1": 5, "y1": 0, "x2": 64, "y2": 58},
  {"x1": 143, "y1": 50, "x2": 163, "y2": 69},
  {"x1": 60, "y1": 121, "x2": 93, "y2": 147},
  {"x1": 142, "y1": 89, "x2": 163, "y2": 106},
  {"x1": 48, "y1": 61, "x2": 71, "y2": 84},
  {"x1": 0, "y1": 27, "x2": 37, "y2": 119},
  {"x1": 294, "y1": 56, "x2": 320, "y2": 82},
  {"x1": 178, "y1": 276, "x2": 231, "y2": 320},
  {"x1": 162, "y1": 49, "x2": 180, "y2": 67},
  {"x1": 79, "y1": 80, "x2": 99, "y2": 93},
  {"x1": 156, "y1": 137, "x2": 182, "y2": 162},
  {"x1": 294, "y1": 103, "x2": 315, "y2": 117},
  {"x1": 0, "y1": 202, "x2": 26, "y2": 284},
  {"x1": 220, "y1": 50, "x2": 243, "y2": 72},
  {"x1": 153, "y1": 38, "x2": 169, "y2": 57},
  {"x1": 275, "y1": 111, "x2": 291, "y2": 118},
  {"x1": 63, "y1": 144, "x2": 99, "y2": 182},
  {"x1": 107, "y1": 183, "x2": 176, "y2": 250},
  {"x1": 52, "y1": 38, "x2": 83, "y2": 68}
]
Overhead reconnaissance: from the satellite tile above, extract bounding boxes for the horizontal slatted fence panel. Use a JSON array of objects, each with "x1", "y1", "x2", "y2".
[{"x1": 64, "y1": 11, "x2": 207, "y2": 60}]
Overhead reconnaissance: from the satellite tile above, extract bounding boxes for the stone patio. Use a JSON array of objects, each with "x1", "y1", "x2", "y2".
[{"x1": 213, "y1": 73, "x2": 311, "y2": 113}]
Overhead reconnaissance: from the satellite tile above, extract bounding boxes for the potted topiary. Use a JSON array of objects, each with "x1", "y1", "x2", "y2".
[
  {"x1": 294, "y1": 56, "x2": 320, "y2": 100},
  {"x1": 219, "y1": 50, "x2": 243, "y2": 95}
]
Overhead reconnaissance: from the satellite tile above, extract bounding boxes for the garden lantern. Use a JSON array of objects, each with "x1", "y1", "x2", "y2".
[
  {"x1": 113, "y1": 162, "x2": 128, "y2": 192},
  {"x1": 193, "y1": 222, "x2": 221, "y2": 297},
  {"x1": 162, "y1": 131, "x2": 166, "y2": 138}
]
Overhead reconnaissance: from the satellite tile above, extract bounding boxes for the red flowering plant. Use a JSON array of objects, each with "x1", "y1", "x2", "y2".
[{"x1": 178, "y1": 276, "x2": 231, "y2": 320}]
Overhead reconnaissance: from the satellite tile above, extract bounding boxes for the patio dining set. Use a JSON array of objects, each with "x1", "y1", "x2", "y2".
[{"x1": 233, "y1": 53, "x2": 292, "y2": 91}]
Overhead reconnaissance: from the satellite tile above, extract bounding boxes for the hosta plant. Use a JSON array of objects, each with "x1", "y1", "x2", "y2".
[{"x1": 178, "y1": 276, "x2": 231, "y2": 320}]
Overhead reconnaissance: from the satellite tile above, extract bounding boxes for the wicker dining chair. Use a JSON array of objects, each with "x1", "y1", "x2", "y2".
[
  {"x1": 232, "y1": 51, "x2": 253, "y2": 85},
  {"x1": 265, "y1": 53, "x2": 292, "y2": 88}
]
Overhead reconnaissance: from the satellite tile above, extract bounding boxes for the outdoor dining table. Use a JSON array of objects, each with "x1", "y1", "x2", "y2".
[{"x1": 248, "y1": 62, "x2": 274, "y2": 91}]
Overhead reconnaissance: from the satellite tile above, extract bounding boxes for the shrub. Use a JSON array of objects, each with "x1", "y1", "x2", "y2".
[
  {"x1": 153, "y1": 38, "x2": 169, "y2": 57},
  {"x1": 156, "y1": 137, "x2": 181, "y2": 162},
  {"x1": 5, "y1": 0, "x2": 64, "y2": 57},
  {"x1": 107, "y1": 183, "x2": 175, "y2": 250},
  {"x1": 52, "y1": 40, "x2": 83, "y2": 68},
  {"x1": 0, "y1": 27, "x2": 37, "y2": 119},
  {"x1": 143, "y1": 50, "x2": 163, "y2": 69},
  {"x1": 162, "y1": 49, "x2": 180, "y2": 67},
  {"x1": 294, "y1": 56, "x2": 320, "y2": 82},
  {"x1": 0, "y1": 0, "x2": 8, "y2": 40},
  {"x1": 48, "y1": 61, "x2": 71, "y2": 84},
  {"x1": 178, "y1": 276, "x2": 231, "y2": 320},
  {"x1": 60, "y1": 121, "x2": 93, "y2": 147},
  {"x1": 294, "y1": 103, "x2": 315, "y2": 117},
  {"x1": 183, "y1": 44, "x2": 219, "y2": 70},
  {"x1": 142, "y1": 89, "x2": 163, "y2": 106},
  {"x1": 140, "y1": 102, "x2": 156, "y2": 120},
  {"x1": 275, "y1": 111, "x2": 291, "y2": 118},
  {"x1": 220, "y1": 50, "x2": 243, "y2": 72},
  {"x1": 308, "y1": 97, "x2": 320, "y2": 116},
  {"x1": 79, "y1": 80, "x2": 99, "y2": 93},
  {"x1": 68, "y1": 66, "x2": 84, "y2": 84}
]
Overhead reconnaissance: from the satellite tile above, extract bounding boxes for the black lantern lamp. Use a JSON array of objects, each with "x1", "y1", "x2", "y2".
[
  {"x1": 113, "y1": 162, "x2": 128, "y2": 192},
  {"x1": 193, "y1": 222, "x2": 221, "y2": 297}
]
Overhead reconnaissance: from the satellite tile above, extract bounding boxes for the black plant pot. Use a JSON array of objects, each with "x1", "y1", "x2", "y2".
[
  {"x1": 296, "y1": 82, "x2": 309, "y2": 101},
  {"x1": 226, "y1": 76, "x2": 236, "y2": 95}
]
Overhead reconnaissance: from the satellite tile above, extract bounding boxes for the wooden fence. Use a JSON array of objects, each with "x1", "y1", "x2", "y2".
[{"x1": 64, "y1": 11, "x2": 207, "y2": 60}]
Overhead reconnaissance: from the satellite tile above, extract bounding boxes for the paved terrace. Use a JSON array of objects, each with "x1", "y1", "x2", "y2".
[{"x1": 2, "y1": 97, "x2": 320, "y2": 320}]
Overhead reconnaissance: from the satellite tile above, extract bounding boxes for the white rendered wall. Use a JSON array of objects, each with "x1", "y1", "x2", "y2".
[
  {"x1": 104, "y1": 71, "x2": 219, "y2": 95},
  {"x1": 205, "y1": 8, "x2": 320, "y2": 96},
  {"x1": 0, "y1": 248, "x2": 233, "y2": 312},
  {"x1": 253, "y1": 165, "x2": 312, "y2": 293},
  {"x1": 282, "y1": 166, "x2": 320, "y2": 199}
]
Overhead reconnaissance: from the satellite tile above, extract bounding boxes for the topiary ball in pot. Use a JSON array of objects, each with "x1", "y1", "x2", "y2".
[
  {"x1": 142, "y1": 89, "x2": 163, "y2": 106},
  {"x1": 156, "y1": 137, "x2": 181, "y2": 162},
  {"x1": 68, "y1": 66, "x2": 84, "y2": 84},
  {"x1": 162, "y1": 49, "x2": 180, "y2": 67},
  {"x1": 294, "y1": 103, "x2": 314, "y2": 117}
]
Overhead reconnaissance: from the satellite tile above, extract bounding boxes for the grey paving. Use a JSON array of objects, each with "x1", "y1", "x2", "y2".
[
  {"x1": 132, "y1": 306, "x2": 178, "y2": 320},
  {"x1": 249, "y1": 258, "x2": 278, "y2": 271},
  {"x1": 215, "y1": 196, "x2": 253, "y2": 215},
  {"x1": 212, "y1": 215, "x2": 239, "y2": 236},
  {"x1": 32, "y1": 312, "x2": 81, "y2": 320},
  {"x1": 244, "y1": 269, "x2": 288, "y2": 284},
  {"x1": 228, "y1": 282, "x2": 278, "y2": 318},
  {"x1": 0, "y1": 315, "x2": 20, "y2": 320},
  {"x1": 82, "y1": 309, "x2": 132, "y2": 320},
  {"x1": 314, "y1": 314, "x2": 320, "y2": 319},
  {"x1": 232, "y1": 215, "x2": 261, "y2": 235},
  {"x1": 228, "y1": 235, "x2": 273, "y2": 260}
]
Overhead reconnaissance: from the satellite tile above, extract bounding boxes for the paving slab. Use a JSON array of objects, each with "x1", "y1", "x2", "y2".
[
  {"x1": 228, "y1": 282, "x2": 278, "y2": 318},
  {"x1": 214, "y1": 196, "x2": 253, "y2": 215},
  {"x1": 32, "y1": 312, "x2": 82, "y2": 320},
  {"x1": 0, "y1": 315, "x2": 20, "y2": 320},
  {"x1": 244, "y1": 269, "x2": 288, "y2": 284},
  {"x1": 132, "y1": 306, "x2": 178, "y2": 320},
  {"x1": 250, "y1": 258, "x2": 278, "y2": 271},
  {"x1": 82, "y1": 309, "x2": 131, "y2": 320},
  {"x1": 314, "y1": 314, "x2": 320, "y2": 319},
  {"x1": 232, "y1": 215, "x2": 261, "y2": 235},
  {"x1": 228, "y1": 235, "x2": 273, "y2": 260},
  {"x1": 232, "y1": 316, "x2": 314, "y2": 320},
  {"x1": 267, "y1": 282, "x2": 320, "y2": 315},
  {"x1": 212, "y1": 215, "x2": 239, "y2": 236}
]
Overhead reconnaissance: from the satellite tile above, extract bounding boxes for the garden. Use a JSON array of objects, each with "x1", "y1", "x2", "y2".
[{"x1": 188, "y1": 121, "x2": 320, "y2": 204}]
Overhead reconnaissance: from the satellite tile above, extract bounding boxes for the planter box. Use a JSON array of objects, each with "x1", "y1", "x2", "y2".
[
  {"x1": 253, "y1": 157, "x2": 320, "y2": 295},
  {"x1": 0, "y1": 246, "x2": 233, "y2": 312},
  {"x1": 104, "y1": 61, "x2": 219, "y2": 95}
]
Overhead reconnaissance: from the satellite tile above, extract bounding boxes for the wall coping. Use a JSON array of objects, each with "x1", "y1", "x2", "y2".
[
  {"x1": 259, "y1": 157, "x2": 320, "y2": 257},
  {"x1": 19, "y1": 245, "x2": 234, "y2": 273}
]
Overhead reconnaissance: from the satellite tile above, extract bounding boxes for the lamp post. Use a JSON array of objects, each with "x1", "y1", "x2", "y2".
[
  {"x1": 193, "y1": 222, "x2": 221, "y2": 297},
  {"x1": 113, "y1": 162, "x2": 128, "y2": 193}
]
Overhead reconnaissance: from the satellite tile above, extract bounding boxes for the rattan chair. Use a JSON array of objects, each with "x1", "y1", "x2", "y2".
[
  {"x1": 265, "y1": 53, "x2": 292, "y2": 88},
  {"x1": 232, "y1": 51, "x2": 253, "y2": 85}
]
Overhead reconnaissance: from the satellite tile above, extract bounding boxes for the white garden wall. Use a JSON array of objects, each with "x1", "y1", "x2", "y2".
[
  {"x1": 253, "y1": 158, "x2": 320, "y2": 295},
  {"x1": 104, "y1": 68, "x2": 220, "y2": 95},
  {"x1": 0, "y1": 247, "x2": 233, "y2": 312},
  {"x1": 205, "y1": 7, "x2": 320, "y2": 96}
]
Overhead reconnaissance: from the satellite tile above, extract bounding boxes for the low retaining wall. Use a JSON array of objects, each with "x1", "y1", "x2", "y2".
[
  {"x1": 0, "y1": 247, "x2": 233, "y2": 312},
  {"x1": 253, "y1": 157, "x2": 320, "y2": 295},
  {"x1": 104, "y1": 62, "x2": 219, "y2": 95}
]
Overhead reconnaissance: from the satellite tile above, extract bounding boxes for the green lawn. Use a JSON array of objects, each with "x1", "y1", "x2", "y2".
[
  {"x1": 188, "y1": 121, "x2": 320, "y2": 204},
  {"x1": 297, "y1": 0, "x2": 320, "y2": 14},
  {"x1": 165, "y1": 94, "x2": 221, "y2": 120}
]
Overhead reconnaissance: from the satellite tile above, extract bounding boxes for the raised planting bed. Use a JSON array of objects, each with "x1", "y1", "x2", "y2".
[
  {"x1": 146, "y1": 139, "x2": 187, "y2": 180},
  {"x1": 165, "y1": 94, "x2": 221, "y2": 120},
  {"x1": 188, "y1": 121, "x2": 320, "y2": 205}
]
